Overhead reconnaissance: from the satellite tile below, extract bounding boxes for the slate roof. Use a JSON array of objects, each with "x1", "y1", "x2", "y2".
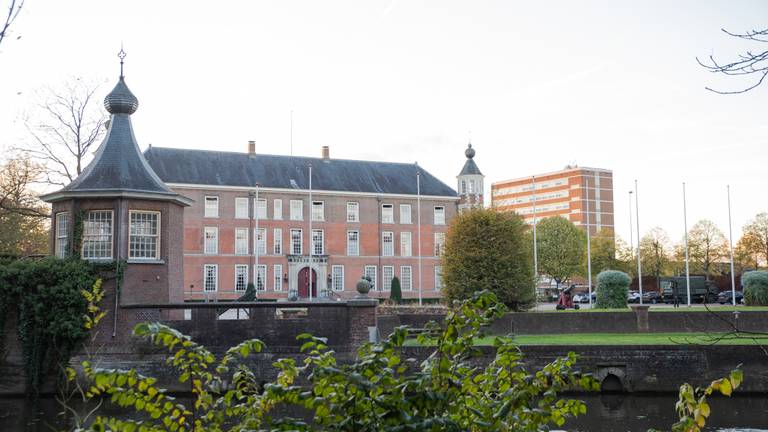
[
  {"x1": 459, "y1": 158, "x2": 483, "y2": 176},
  {"x1": 144, "y1": 147, "x2": 458, "y2": 197}
]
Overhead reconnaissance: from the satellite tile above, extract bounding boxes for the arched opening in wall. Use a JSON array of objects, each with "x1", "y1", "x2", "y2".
[{"x1": 600, "y1": 373, "x2": 624, "y2": 393}]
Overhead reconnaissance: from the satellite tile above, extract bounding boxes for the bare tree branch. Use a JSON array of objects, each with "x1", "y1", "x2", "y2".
[
  {"x1": 0, "y1": 0, "x2": 24, "y2": 48},
  {"x1": 698, "y1": 27, "x2": 768, "y2": 94}
]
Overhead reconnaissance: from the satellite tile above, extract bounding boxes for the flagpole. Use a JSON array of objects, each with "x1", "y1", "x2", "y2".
[
  {"x1": 532, "y1": 175, "x2": 538, "y2": 309},
  {"x1": 635, "y1": 180, "x2": 643, "y2": 304},
  {"x1": 683, "y1": 182, "x2": 691, "y2": 306},
  {"x1": 586, "y1": 176, "x2": 593, "y2": 307},
  {"x1": 308, "y1": 163, "x2": 313, "y2": 301},
  {"x1": 417, "y1": 166, "x2": 423, "y2": 306},
  {"x1": 255, "y1": 183, "x2": 260, "y2": 294},
  {"x1": 727, "y1": 185, "x2": 736, "y2": 306}
]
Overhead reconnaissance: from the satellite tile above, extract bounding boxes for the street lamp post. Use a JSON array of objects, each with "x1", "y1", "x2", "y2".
[
  {"x1": 727, "y1": 185, "x2": 737, "y2": 306},
  {"x1": 683, "y1": 182, "x2": 691, "y2": 306},
  {"x1": 635, "y1": 180, "x2": 643, "y2": 304}
]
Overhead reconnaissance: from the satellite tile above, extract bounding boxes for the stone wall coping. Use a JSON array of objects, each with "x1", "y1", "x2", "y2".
[{"x1": 120, "y1": 301, "x2": 372, "y2": 309}]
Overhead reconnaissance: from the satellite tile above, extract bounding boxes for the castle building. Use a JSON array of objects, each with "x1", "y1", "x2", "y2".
[
  {"x1": 42, "y1": 56, "x2": 478, "y2": 303},
  {"x1": 491, "y1": 166, "x2": 614, "y2": 236}
]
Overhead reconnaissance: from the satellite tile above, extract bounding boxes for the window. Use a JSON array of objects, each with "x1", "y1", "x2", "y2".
[
  {"x1": 434, "y1": 206, "x2": 445, "y2": 225},
  {"x1": 400, "y1": 266, "x2": 412, "y2": 291},
  {"x1": 290, "y1": 200, "x2": 303, "y2": 220},
  {"x1": 312, "y1": 229, "x2": 324, "y2": 255},
  {"x1": 235, "y1": 228, "x2": 249, "y2": 255},
  {"x1": 434, "y1": 232, "x2": 446, "y2": 256},
  {"x1": 255, "y1": 228, "x2": 267, "y2": 255},
  {"x1": 332, "y1": 265, "x2": 344, "y2": 291},
  {"x1": 382, "y1": 231, "x2": 394, "y2": 256},
  {"x1": 469, "y1": 180, "x2": 475, "y2": 194},
  {"x1": 235, "y1": 197, "x2": 249, "y2": 219},
  {"x1": 255, "y1": 265, "x2": 267, "y2": 291},
  {"x1": 274, "y1": 264, "x2": 283, "y2": 291},
  {"x1": 364, "y1": 266, "x2": 377, "y2": 291},
  {"x1": 204, "y1": 264, "x2": 218, "y2": 291},
  {"x1": 460, "y1": 180, "x2": 467, "y2": 194},
  {"x1": 381, "y1": 204, "x2": 394, "y2": 223},
  {"x1": 82, "y1": 210, "x2": 113, "y2": 259},
  {"x1": 235, "y1": 265, "x2": 248, "y2": 291},
  {"x1": 129, "y1": 211, "x2": 160, "y2": 260},
  {"x1": 382, "y1": 266, "x2": 394, "y2": 291},
  {"x1": 204, "y1": 196, "x2": 219, "y2": 218},
  {"x1": 347, "y1": 202, "x2": 359, "y2": 222},
  {"x1": 204, "y1": 227, "x2": 218, "y2": 254},
  {"x1": 435, "y1": 266, "x2": 443, "y2": 290},
  {"x1": 400, "y1": 232, "x2": 412, "y2": 257},
  {"x1": 311, "y1": 201, "x2": 324, "y2": 221},
  {"x1": 290, "y1": 229, "x2": 303, "y2": 255},
  {"x1": 273, "y1": 199, "x2": 283, "y2": 220},
  {"x1": 347, "y1": 230, "x2": 359, "y2": 256},
  {"x1": 255, "y1": 199, "x2": 268, "y2": 219},
  {"x1": 400, "y1": 204, "x2": 412, "y2": 224},
  {"x1": 55, "y1": 212, "x2": 70, "y2": 258},
  {"x1": 273, "y1": 228, "x2": 283, "y2": 255}
]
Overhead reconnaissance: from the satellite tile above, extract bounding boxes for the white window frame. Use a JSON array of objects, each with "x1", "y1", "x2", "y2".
[
  {"x1": 235, "y1": 228, "x2": 249, "y2": 255},
  {"x1": 364, "y1": 265, "x2": 377, "y2": 291},
  {"x1": 435, "y1": 266, "x2": 443, "y2": 291},
  {"x1": 235, "y1": 197, "x2": 249, "y2": 219},
  {"x1": 204, "y1": 264, "x2": 218, "y2": 292},
  {"x1": 204, "y1": 196, "x2": 219, "y2": 218},
  {"x1": 382, "y1": 231, "x2": 394, "y2": 257},
  {"x1": 290, "y1": 199, "x2": 303, "y2": 221},
  {"x1": 128, "y1": 210, "x2": 161, "y2": 260},
  {"x1": 255, "y1": 264, "x2": 267, "y2": 291},
  {"x1": 434, "y1": 206, "x2": 445, "y2": 225},
  {"x1": 400, "y1": 204, "x2": 412, "y2": 224},
  {"x1": 273, "y1": 199, "x2": 283, "y2": 220},
  {"x1": 347, "y1": 230, "x2": 359, "y2": 256},
  {"x1": 312, "y1": 229, "x2": 324, "y2": 255},
  {"x1": 55, "y1": 212, "x2": 70, "y2": 258},
  {"x1": 400, "y1": 266, "x2": 412, "y2": 291},
  {"x1": 255, "y1": 198, "x2": 268, "y2": 220},
  {"x1": 273, "y1": 228, "x2": 283, "y2": 255},
  {"x1": 82, "y1": 210, "x2": 113, "y2": 260},
  {"x1": 254, "y1": 228, "x2": 267, "y2": 255},
  {"x1": 311, "y1": 201, "x2": 324, "y2": 222},
  {"x1": 274, "y1": 264, "x2": 283, "y2": 291},
  {"x1": 332, "y1": 265, "x2": 344, "y2": 291},
  {"x1": 434, "y1": 232, "x2": 446, "y2": 256},
  {"x1": 347, "y1": 202, "x2": 359, "y2": 222},
  {"x1": 235, "y1": 264, "x2": 249, "y2": 292},
  {"x1": 381, "y1": 204, "x2": 394, "y2": 224},
  {"x1": 290, "y1": 229, "x2": 303, "y2": 255},
  {"x1": 382, "y1": 266, "x2": 394, "y2": 291},
  {"x1": 400, "y1": 231, "x2": 412, "y2": 257},
  {"x1": 204, "y1": 227, "x2": 218, "y2": 255}
]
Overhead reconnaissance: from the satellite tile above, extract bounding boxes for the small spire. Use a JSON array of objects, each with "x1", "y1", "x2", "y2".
[{"x1": 118, "y1": 45, "x2": 126, "y2": 79}]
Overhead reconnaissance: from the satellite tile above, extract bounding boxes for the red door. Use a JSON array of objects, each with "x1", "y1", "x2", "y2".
[{"x1": 298, "y1": 267, "x2": 317, "y2": 298}]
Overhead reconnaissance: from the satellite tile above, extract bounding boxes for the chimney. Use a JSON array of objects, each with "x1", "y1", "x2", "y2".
[
  {"x1": 321, "y1": 145, "x2": 330, "y2": 160},
  {"x1": 248, "y1": 140, "x2": 256, "y2": 158}
]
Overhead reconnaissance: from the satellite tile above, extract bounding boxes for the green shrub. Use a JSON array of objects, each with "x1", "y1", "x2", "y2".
[
  {"x1": 595, "y1": 270, "x2": 630, "y2": 309},
  {"x1": 743, "y1": 271, "x2": 768, "y2": 306},
  {"x1": 390, "y1": 276, "x2": 402, "y2": 303}
]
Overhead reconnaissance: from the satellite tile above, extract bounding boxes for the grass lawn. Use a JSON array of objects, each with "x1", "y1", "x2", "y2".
[{"x1": 403, "y1": 332, "x2": 768, "y2": 346}]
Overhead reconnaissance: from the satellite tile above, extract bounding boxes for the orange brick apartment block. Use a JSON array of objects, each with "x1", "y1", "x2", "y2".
[{"x1": 491, "y1": 166, "x2": 614, "y2": 236}]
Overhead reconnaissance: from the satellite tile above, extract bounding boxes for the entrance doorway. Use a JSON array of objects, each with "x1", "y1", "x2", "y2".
[{"x1": 298, "y1": 267, "x2": 317, "y2": 298}]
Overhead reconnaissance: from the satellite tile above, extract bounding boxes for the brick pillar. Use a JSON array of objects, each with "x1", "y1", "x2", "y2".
[
  {"x1": 631, "y1": 305, "x2": 650, "y2": 333},
  {"x1": 346, "y1": 299, "x2": 378, "y2": 348}
]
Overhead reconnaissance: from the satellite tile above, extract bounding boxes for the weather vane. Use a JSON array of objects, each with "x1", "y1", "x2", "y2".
[{"x1": 118, "y1": 44, "x2": 126, "y2": 78}]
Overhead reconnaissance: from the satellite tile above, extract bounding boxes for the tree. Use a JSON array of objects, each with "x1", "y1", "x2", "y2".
[
  {"x1": 389, "y1": 276, "x2": 402, "y2": 303},
  {"x1": 537, "y1": 216, "x2": 585, "y2": 290},
  {"x1": 639, "y1": 227, "x2": 671, "y2": 288},
  {"x1": 442, "y1": 208, "x2": 534, "y2": 310},
  {"x1": 687, "y1": 220, "x2": 728, "y2": 280},
  {"x1": 698, "y1": 27, "x2": 768, "y2": 94},
  {"x1": 586, "y1": 234, "x2": 617, "y2": 279},
  {"x1": 0, "y1": 156, "x2": 49, "y2": 255},
  {"x1": 739, "y1": 213, "x2": 768, "y2": 268},
  {"x1": 0, "y1": 0, "x2": 24, "y2": 49},
  {"x1": 614, "y1": 236, "x2": 635, "y2": 277},
  {"x1": 735, "y1": 234, "x2": 761, "y2": 271},
  {"x1": 20, "y1": 79, "x2": 107, "y2": 186},
  {"x1": 594, "y1": 270, "x2": 630, "y2": 309}
]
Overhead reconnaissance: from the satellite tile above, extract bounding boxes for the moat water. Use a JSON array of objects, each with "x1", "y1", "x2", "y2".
[{"x1": 2, "y1": 393, "x2": 767, "y2": 431}]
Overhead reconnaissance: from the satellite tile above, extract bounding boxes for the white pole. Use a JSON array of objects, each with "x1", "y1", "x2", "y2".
[
  {"x1": 532, "y1": 176, "x2": 538, "y2": 308},
  {"x1": 635, "y1": 180, "x2": 643, "y2": 304},
  {"x1": 727, "y1": 185, "x2": 737, "y2": 306},
  {"x1": 683, "y1": 182, "x2": 691, "y2": 306},
  {"x1": 308, "y1": 164, "x2": 313, "y2": 301},
  {"x1": 417, "y1": 168, "x2": 423, "y2": 306},
  {"x1": 586, "y1": 176, "x2": 593, "y2": 307},
  {"x1": 255, "y1": 184, "x2": 260, "y2": 295},
  {"x1": 628, "y1": 191, "x2": 634, "y2": 264}
]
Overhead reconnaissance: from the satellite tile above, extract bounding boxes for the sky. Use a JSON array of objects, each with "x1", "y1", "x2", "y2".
[{"x1": 1, "y1": 0, "x2": 766, "y2": 245}]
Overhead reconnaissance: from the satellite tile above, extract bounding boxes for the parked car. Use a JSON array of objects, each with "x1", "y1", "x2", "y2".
[
  {"x1": 642, "y1": 291, "x2": 662, "y2": 304},
  {"x1": 717, "y1": 291, "x2": 744, "y2": 305},
  {"x1": 627, "y1": 291, "x2": 641, "y2": 303}
]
